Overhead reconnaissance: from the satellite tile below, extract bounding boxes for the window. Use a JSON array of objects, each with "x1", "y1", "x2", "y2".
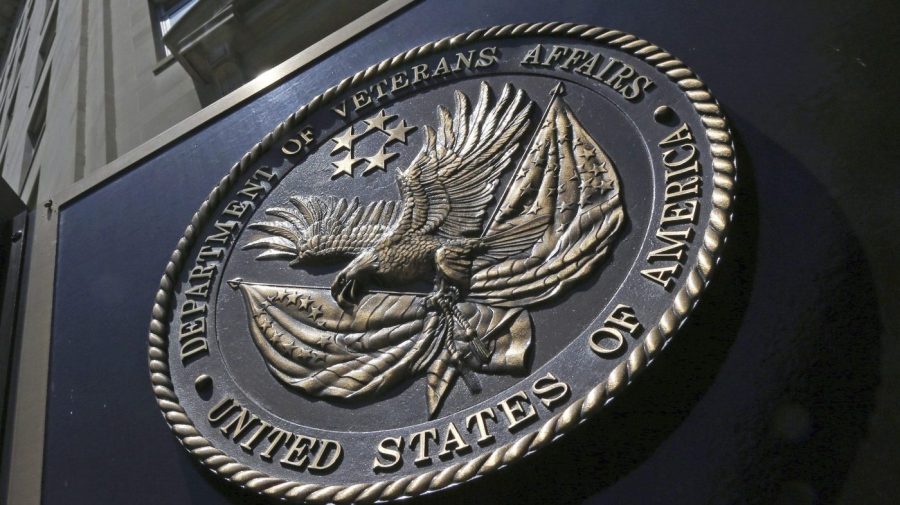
[
  {"x1": 16, "y1": 37, "x2": 27, "y2": 67},
  {"x1": 12, "y1": 0, "x2": 34, "y2": 67},
  {"x1": 5, "y1": 56, "x2": 14, "y2": 81},
  {"x1": 21, "y1": 73, "x2": 47, "y2": 174},
  {"x1": 35, "y1": 3, "x2": 57, "y2": 85},
  {"x1": 2, "y1": 83, "x2": 18, "y2": 144},
  {"x1": 26, "y1": 173, "x2": 38, "y2": 208},
  {"x1": 152, "y1": 0, "x2": 200, "y2": 58}
]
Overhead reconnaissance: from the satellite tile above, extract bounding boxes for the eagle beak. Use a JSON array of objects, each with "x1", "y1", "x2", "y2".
[{"x1": 331, "y1": 273, "x2": 360, "y2": 308}]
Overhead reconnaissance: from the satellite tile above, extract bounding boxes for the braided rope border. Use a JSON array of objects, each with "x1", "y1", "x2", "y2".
[{"x1": 148, "y1": 22, "x2": 736, "y2": 504}]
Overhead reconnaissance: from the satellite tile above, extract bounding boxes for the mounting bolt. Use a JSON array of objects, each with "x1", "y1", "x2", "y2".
[{"x1": 11, "y1": 230, "x2": 22, "y2": 242}]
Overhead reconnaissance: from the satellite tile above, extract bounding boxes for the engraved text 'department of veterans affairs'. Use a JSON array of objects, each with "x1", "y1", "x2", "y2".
[{"x1": 148, "y1": 23, "x2": 736, "y2": 503}]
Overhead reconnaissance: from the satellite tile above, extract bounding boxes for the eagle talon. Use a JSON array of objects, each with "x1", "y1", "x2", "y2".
[
  {"x1": 424, "y1": 283, "x2": 460, "y2": 311},
  {"x1": 424, "y1": 292, "x2": 446, "y2": 311}
]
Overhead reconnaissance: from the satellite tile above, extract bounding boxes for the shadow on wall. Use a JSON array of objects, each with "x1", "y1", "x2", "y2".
[
  {"x1": 418, "y1": 117, "x2": 877, "y2": 505},
  {"x1": 190, "y1": 117, "x2": 881, "y2": 505}
]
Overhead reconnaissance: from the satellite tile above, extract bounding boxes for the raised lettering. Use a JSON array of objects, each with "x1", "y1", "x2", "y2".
[
  {"x1": 476, "y1": 46, "x2": 499, "y2": 68},
  {"x1": 465, "y1": 408, "x2": 498, "y2": 446},
  {"x1": 206, "y1": 220, "x2": 239, "y2": 244},
  {"x1": 659, "y1": 123, "x2": 694, "y2": 147},
  {"x1": 240, "y1": 421, "x2": 271, "y2": 453},
  {"x1": 373, "y1": 436, "x2": 404, "y2": 472},
  {"x1": 559, "y1": 47, "x2": 589, "y2": 70},
  {"x1": 432, "y1": 57, "x2": 451, "y2": 77},
  {"x1": 352, "y1": 90, "x2": 372, "y2": 110},
  {"x1": 497, "y1": 392, "x2": 537, "y2": 432},
  {"x1": 543, "y1": 45, "x2": 570, "y2": 67},
  {"x1": 280, "y1": 434, "x2": 316, "y2": 469},
  {"x1": 207, "y1": 397, "x2": 237, "y2": 424},
  {"x1": 665, "y1": 176, "x2": 701, "y2": 202},
  {"x1": 640, "y1": 264, "x2": 682, "y2": 290},
  {"x1": 660, "y1": 200, "x2": 699, "y2": 227},
  {"x1": 409, "y1": 428, "x2": 438, "y2": 466},
  {"x1": 220, "y1": 406, "x2": 259, "y2": 442},
  {"x1": 309, "y1": 439, "x2": 343, "y2": 473},
  {"x1": 454, "y1": 49, "x2": 476, "y2": 71},
  {"x1": 391, "y1": 72, "x2": 409, "y2": 93},
  {"x1": 532, "y1": 373, "x2": 570, "y2": 409},
  {"x1": 621, "y1": 75, "x2": 655, "y2": 101},
  {"x1": 411, "y1": 64, "x2": 429, "y2": 83},
  {"x1": 260, "y1": 428, "x2": 291, "y2": 461},
  {"x1": 521, "y1": 44, "x2": 543, "y2": 65},
  {"x1": 181, "y1": 300, "x2": 206, "y2": 319},
  {"x1": 438, "y1": 422, "x2": 472, "y2": 459}
]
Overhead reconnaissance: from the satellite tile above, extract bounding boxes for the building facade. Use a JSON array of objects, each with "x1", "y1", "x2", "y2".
[
  {"x1": 0, "y1": 0, "x2": 385, "y2": 208},
  {"x1": 0, "y1": 1, "x2": 897, "y2": 504}
]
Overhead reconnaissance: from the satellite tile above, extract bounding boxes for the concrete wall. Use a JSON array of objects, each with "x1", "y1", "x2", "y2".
[
  {"x1": 0, "y1": 0, "x2": 389, "y2": 207},
  {"x1": 0, "y1": 0, "x2": 202, "y2": 206}
]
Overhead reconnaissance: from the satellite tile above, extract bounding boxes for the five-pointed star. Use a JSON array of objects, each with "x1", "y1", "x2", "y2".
[
  {"x1": 527, "y1": 202, "x2": 543, "y2": 215},
  {"x1": 330, "y1": 127, "x2": 358, "y2": 155},
  {"x1": 364, "y1": 109, "x2": 397, "y2": 132},
  {"x1": 363, "y1": 147, "x2": 399, "y2": 175},
  {"x1": 589, "y1": 179, "x2": 615, "y2": 193},
  {"x1": 384, "y1": 120, "x2": 416, "y2": 144},
  {"x1": 559, "y1": 201, "x2": 578, "y2": 213},
  {"x1": 308, "y1": 304, "x2": 323, "y2": 321},
  {"x1": 331, "y1": 154, "x2": 361, "y2": 178}
]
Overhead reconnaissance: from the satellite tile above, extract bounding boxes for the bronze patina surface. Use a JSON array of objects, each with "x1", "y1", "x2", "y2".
[{"x1": 149, "y1": 22, "x2": 735, "y2": 503}]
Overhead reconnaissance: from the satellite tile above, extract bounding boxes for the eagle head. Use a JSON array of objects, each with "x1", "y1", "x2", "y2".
[{"x1": 331, "y1": 250, "x2": 379, "y2": 307}]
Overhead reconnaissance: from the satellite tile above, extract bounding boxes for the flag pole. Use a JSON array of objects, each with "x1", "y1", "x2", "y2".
[{"x1": 481, "y1": 81, "x2": 566, "y2": 237}]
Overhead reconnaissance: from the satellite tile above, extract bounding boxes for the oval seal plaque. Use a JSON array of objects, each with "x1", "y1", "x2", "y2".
[{"x1": 149, "y1": 22, "x2": 736, "y2": 503}]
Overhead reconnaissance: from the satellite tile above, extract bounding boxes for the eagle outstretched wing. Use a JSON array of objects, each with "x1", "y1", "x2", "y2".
[
  {"x1": 395, "y1": 82, "x2": 533, "y2": 239},
  {"x1": 243, "y1": 196, "x2": 398, "y2": 263}
]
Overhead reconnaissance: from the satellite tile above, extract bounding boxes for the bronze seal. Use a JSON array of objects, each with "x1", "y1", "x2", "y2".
[{"x1": 149, "y1": 22, "x2": 735, "y2": 503}]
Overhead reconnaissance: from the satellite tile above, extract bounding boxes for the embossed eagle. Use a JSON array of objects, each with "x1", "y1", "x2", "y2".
[{"x1": 235, "y1": 82, "x2": 625, "y2": 417}]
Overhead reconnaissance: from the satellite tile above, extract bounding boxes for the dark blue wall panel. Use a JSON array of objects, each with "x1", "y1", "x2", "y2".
[{"x1": 46, "y1": 1, "x2": 892, "y2": 503}]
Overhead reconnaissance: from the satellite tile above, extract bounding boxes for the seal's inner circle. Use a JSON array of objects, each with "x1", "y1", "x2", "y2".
[{"x1": 211, "y1": 73, "x2": 657, "y2": 433}]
